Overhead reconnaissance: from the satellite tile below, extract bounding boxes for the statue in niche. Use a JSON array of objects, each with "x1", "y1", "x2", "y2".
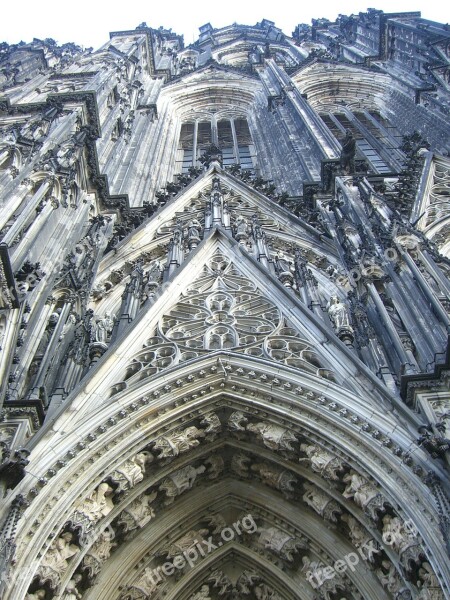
[
  {"x1": 299, "y1": 443, "x2": 346, "y2": 480},
  {"x1": 153, "y1": 426, "x2": 205, "y2": 459},
  {"x1": 37, "y1": 532, "x2": 80, "y2": 588},
  {"x1": 417, "y1": 562, "x2": 443, "y2": 599},
  {"x1": 251, "y1": 463, "x2": 297, "y2": 498},
  {"x1": 83, "y1": 532, "x2": 117, "y2": 578},
  {"x1": 327, "y1": 296, "x2": 352, "y2": 331},
  {"x1": 159, "y1": 464, "x2": 206, "y2": 504},
  {"x1": 247, "y1": 422, "x2": 297, "y2": 452},
  {"x1": 340, "y1": 129, "x2": 356, "y2": 173},
  {"x1": 94, "y1": 312, "x2": 115, "y2": 344},
  {"x1": 118, "y1": 490, "x2": 158, "y2": 531},
  {"x1": 342, "y1": 470, "x2": 386, "y2": 517},
  {"x1": 108, "y1": 451, "x2": 153, "y2": 493},
  {"x1": 302, "y1": 482, "x2": 342, "y2": 522},
  {"x1": 258, "y1": 526, "x2": 307, "y2": 561},
  {"x1": 376, "y1": 560, "x2": 411, "y2": 597},
  {"x1": 70, "y1": 483, "x2": 115, "y2": 531},
  {"x1": 207, "y1": 571, "x2": 233, "y2": 595}
]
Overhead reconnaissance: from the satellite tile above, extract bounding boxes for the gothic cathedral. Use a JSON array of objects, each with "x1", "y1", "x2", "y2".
[{"x1": 1, "y1": 11, "x2": 450, "y2": 600}]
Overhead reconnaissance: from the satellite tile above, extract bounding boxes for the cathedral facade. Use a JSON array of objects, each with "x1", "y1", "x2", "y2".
[{"x1": 0, "y1": 10, "x2": 450, "y2": 600}]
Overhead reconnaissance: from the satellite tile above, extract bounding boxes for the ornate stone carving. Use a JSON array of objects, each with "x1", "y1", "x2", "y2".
[
  {"x1": 258, "y1": 526, "x2": 308, "y2": 561},
  {"x1": 200, "y1": 412, "x2": 222, "y2": 439},
  {"x1": 108, "y1": 452, "x2": 153, "y2": 493},
  {"x1": 82, "y1": 531, "x2": 117, "y2": 578},
  {"x1": 417, "y1": 562, "x2": 445, "y2": 599},
  {"x1": 381, "y1": 515, "x2": 423, "y2": 569},
  {"x1": 342, "y1": 471, "x2": 387, "y2": 519},
  {"x1": 123, "y1": 567, "x2": 162, "y2": 599},
  {"x1": 60, "y1": 574, "x2": 83, "y2": 600},
  {"x1": 189, "y1": 585, "x2": 211, "y2": 600},
  {"x1": 231, "y1": 453, "x2": 251, "y2": 478},
  {"x1": 159, "y1": 464, "x2": 206, "y2": 504},
  {"x1": 247, "y1": 422, "x2": 297, "y2": 452},
  {"x1": 302, "y1": 556, "x2": 346, "y2": 598},
  {"x1": 341, "y1": 514, "x2": 378, "y2": 561},
  {"x1": 36, "y1": 532, "x2": 80, "y2": 589},
  {"x1": 25, "y1": 591, "x2": 46, "y2": 600},
  {"x1": 228, "y1": 411, "x2": 248, "y2": 432},
  {"x1": 251, "y1": 463, "x2": 297, "y2": 498},
  {"x1": 299, "y1": 443, "x2": 346, "y2": 479},
  {"x1": 376, "y1": 560, "x2": 412, "y2": 599},
  {"x1": 117, "y1": 491, "x2": 158, "y2": 532},
  {"x1": 153, "y1": 426, "x2": 205, "y2": 459},
  {"x1": 302, "y1": 482, "x2": 342, "y2": 522},
  {"x1": 207, "y1": 570, "x2": 233, "y2": 595},
  {"x1": 205, "y1": 455, "x2": 224, "y2": 479},
  {"x1": 68, "y1": 483, "x2": 115, "y2": 533}
]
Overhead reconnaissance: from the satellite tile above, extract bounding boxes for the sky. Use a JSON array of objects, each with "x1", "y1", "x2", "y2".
[{"x1": 0, "y1": 0, "x2": 448, "y2": 50}]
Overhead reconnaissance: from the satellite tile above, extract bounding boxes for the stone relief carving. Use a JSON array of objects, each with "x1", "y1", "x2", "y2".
[
  {"x1": 251, "y1": 463, "x2": 297, "y2": 498},
  {"x1": 302, "y1": 556, "x2": 346, "y2": 599},
  {"x1": 257, "y1": 526, "x2": 308, "y2": 561},
  {"x1": 117, "y1": 491, "x2": 158, "y2": 532},
  {"x1": 342, "y1": 471, "x2": 388, "y2": 519},
  {"x1": 159, "y1": 464, "x2": 206, "y2": 505},
  {"x1": 153, "y1": 426, "x2": 205, "y2": 459},
  {"x1": 376, "y1": 560, "x2": 412, "y2": 599},
  {"x1": 82, "y1": 531, "x2": 117, "y2": 578},
  {"x1": 108, "y1": 452, "x2": 153, "y2": 493},
  {"x1": 247, "y1": 422, "x2": 297, "y2": 452},
  {"x1": 36, "y1": 532, "x2": 80, "y2": 589},
  {"x1": 302, "y1": 482, "x2": 342, "y2": 522},
  {"x1": 381, "y1": 515, "x2": 423, "y2": 568},
  {"x1": 69, "y1": 483, "x2": 115, "y2": 533},
  {"x1": 341, "y1": 514, "x2": 378, "y2": 561},
  {"x1": 60, "y1": 574, "x2": 83, "y2": 600},
  {"x1": 299, "y1": 443, "x2": 346, "y2": 479}
]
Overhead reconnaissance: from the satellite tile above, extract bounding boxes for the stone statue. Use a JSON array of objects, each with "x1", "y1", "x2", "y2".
[
  {"x1": 327, "y1": 296, "x2": 352, "y2": 332},
  {"x1": 207, "y1": 570, "x2": 233, "y2": 595},
  {"x1": 231, "y1": 452, "x2": 251, "y2": 478},
  {"x1": 302, "y1": 482, "x2": 342, "y2": 522},
  {"x1": 247, "y1": 422, "x2": 297, "y2": 452},
  {"x1": 251, "y1": 463, "x2": 297, "y2": 498},
  {"x1": 258, "y1": 527, "x2": 307, "y2": 561},
  {"x1": 341, "y1": 514, "x2": 378, "y2": 561},
  {"x1": 94, "y1": 312, "x2": 115, "y2": 343},
  {"x1": 376, "y1": 560, "x2": 410, "y2": 597},
  {"x1": 109, "y1": 452, "x2": 153, "y2": 493},
  {"x1": 153, "y1": 426, "x2": 205, "y2": 459},
  {"x1": 83, "y1": 531, "x2": 117, "y2": 578},
  {"x1": 159, "y1": 464, "x2": 206, "y2": 504},
  {"x1": 417, "y1": 562, "x2": 444, "y2": 599},
  {"x1": 187, "y1": 219, "x2": 202, "y2": 247},
  {"x1": 342, "y1": 471, "x2": 386, "y2": 518},
  {"x1": 340, "y1": 129, "x2": 356, "y2": 173},
  {"x1": 205, "y1": 454, "x2": 224, "y2": 479},
  {"x1": 299, "y1": 443, "x2": 346, "y2": 480},
  {"x1": 70, "y1": 483, "x2": 115, "y2": 532},
  {"x1": 118, "y1": 490, "x2": 158, "y2": 531},
  {"x1": 200, "y1": 412, "x2": 222, "y2": 437},
  {"x1": 189, "y1": 585, "x2": 211, "y2": 600},
  {"x1": 37, "y1": 532, "x2": 80, "y2": 588},
  {"x1": 161, "y1": 528, "x2": 210, "y2": 558},
  {"x1": 228, "y1": 411, "x2": 248, "y2": 431}
]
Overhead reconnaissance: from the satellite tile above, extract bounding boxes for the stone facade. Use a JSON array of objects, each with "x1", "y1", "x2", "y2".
[{"x1": 0, "y1": 11, "x2": 449, "y2": 600}]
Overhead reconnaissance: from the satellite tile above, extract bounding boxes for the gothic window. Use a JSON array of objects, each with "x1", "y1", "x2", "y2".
[
  {"x1": 320, "y1": 110, "x2": 403, "y2": 173},
  {"x1": 176, "y1": 117, "x2": 255, "y2": 172}
]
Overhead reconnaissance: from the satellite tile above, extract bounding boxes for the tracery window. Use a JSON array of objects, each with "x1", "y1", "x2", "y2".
[{"x1": 176, "y1": 116, "x2": 255, "y2": 172}]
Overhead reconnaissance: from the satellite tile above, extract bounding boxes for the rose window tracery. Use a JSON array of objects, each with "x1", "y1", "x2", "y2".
[{"x1": 111, "y1": 252, "x2": 334, "y2": 395}]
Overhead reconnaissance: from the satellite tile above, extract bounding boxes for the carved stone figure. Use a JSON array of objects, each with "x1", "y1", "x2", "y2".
[
  {"x1": 200, "y1": 412, "x2": 222, "y2": 437},
  {"x1": 189, "y1": 585, "x2": 211, "y2": 600},
  {"x1": 159, "y1": 464, "x2": 206, "y2": 504},
  {"x1": 109, "y1": 452, "x2": 152, "y2": 493},
  {"x1": 327, "y1": 296, "x2": 352, "y2": 332},
  {"x1": 61, "y1": 574, "x2": 83, "y2": 600},
  {"x1": 231, "y1": 453, "x2": 251, "y2": 478},
  {"x1": 376, "y1": 560, "x2": 411, "y2": 598},
  {"x1": 251, "y1": 463, "x2": 297, "y2": 498},
  {"x1": 381, "y1": 515, "x2": 422, "y2": 568},
  {"x1": 236, "y1": 570, "x2": 261, "y2": 594},
  {"x1": 254, "y1": 584, "x2": 283, "y2": 600},
  {"x1": 118, "y1": 491, "x2": 158, "y2": 532},
  {"x1": 228, "y1": 411, "x2": 249, "y2": 431},
  {"x1": 299, "y1": 443, "x2": 346, "y2": 480},
  {"x1": 417, "y1": 562, "x2": 445, "y2": 599},
  {"x1": 247, "y1": 422, "x2": 297, "y2": 452},
  {"x1": 82, "y1": 531, "x2": 117, "y2": 578},
  {"x1": 207, "y1": 570, "x2": 233, "y2": 595},
  {"x1": 302, "y1": 482, "x2": 342, "y2": 522},
  {"x1": 36, "y1": 532, "x2": 80, "y2": 588},
  {"x1": 153, "y1": 426, "x2": 205, "y2": 459},
  {"x1": 187, "y1": 219, "x2": 202, "y2": 248},
  {"x1": 301, "y1": 556, "x2": 346, "y2": 598},
  {"x1": 341, "y1": 514, "x2": 378, "y2": 561},
  {"x1": 258, "y1": 527, "x2": 307, "y2": 561},
  {"x1": 70, "y1": 483, "x2": 115, "y2": 531},
  {"x1": 342, "y1": 471, "x2": 387, "y2": 519},
  {"x1": 94, "y1": 312, "x2": 115, "y2": 343},
  {"x1": 126, "y1": 567, "x2": 162, "y2": 599},
  {"x1": 205, "y1": 454, "x2": 224, "y2": 479},
  {"x1": 160, "y1": 528, "x2": 209, "y2": 558},
  {"x1": 340, "y1": 129, "x2": 356, "y2": 173}
]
